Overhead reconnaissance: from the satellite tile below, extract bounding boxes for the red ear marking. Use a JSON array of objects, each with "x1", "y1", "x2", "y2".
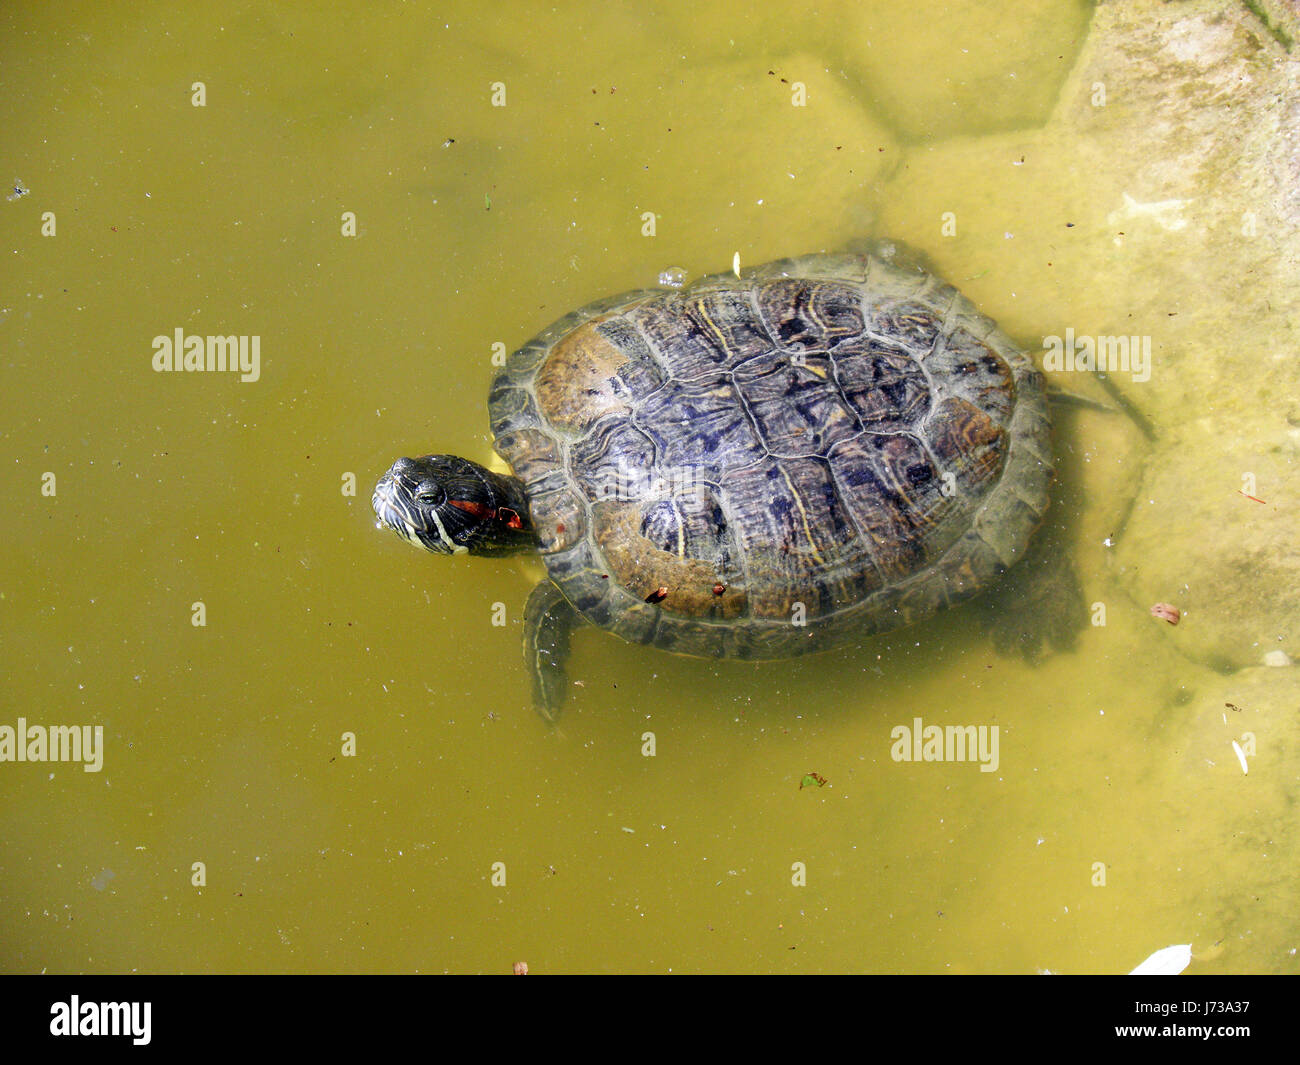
[{"x1": 448, "y1": 499, "x2": 495, "y2": 521}]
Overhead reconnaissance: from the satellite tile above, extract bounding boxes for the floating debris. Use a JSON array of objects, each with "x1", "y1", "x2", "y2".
[
  {"x1": 1231, "y1": 740, "x2": 1249, "y2": 775},
  {"x1": 6, "y1": 179, "x2": 30, "y2": 202},
  {"x1": 645, "y1": 586, "x2": 668, "y2": 604},
  {"x1": 1129, "y1": 943, "x2": 1192, "y2": 975},
  {"x1": 657, "y1": 266, "x2": 687, "y2": 288},
  {"x1": 513, "y1": 961, "x2": 529, "y2": 975},
  {"x1": 799, "y1": 772, "x2": 828, "y2": 790},
  {"x1": 1149, "y1": 603, "x2": 1180, "y2": 625}
]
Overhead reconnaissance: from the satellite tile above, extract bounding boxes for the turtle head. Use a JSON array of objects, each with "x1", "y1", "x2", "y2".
[{"x1": 373, "y1": 455, "x2": 535, "y2": 556}]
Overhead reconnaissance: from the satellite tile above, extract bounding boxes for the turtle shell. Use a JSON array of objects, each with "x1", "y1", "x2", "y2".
[{"x1": 488, "y1": 250, "x2": 1051, "y2": 659}]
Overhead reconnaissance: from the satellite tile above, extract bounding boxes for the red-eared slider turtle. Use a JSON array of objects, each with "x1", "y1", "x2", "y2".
[{"x1": 374, "y1": 247, "x2": 1054, "y2": 719}]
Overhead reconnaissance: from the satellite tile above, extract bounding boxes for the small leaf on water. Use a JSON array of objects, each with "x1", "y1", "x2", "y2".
[{"x1": 799, "y1": 772, "x2": 828, "y2": 790}]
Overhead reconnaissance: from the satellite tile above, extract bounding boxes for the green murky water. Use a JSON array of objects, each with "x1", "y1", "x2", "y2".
[{"x1": 2, "y1": 0, "x2": 1295, "y2": 974}]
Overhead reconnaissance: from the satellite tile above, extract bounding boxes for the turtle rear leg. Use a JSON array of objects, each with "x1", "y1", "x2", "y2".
[
  {"x1": 523, "y1": 580, "x2": 583, "y2": 722},
  {"x1": 978, "y1": 523, "x2": 1085, "y2": 661}
]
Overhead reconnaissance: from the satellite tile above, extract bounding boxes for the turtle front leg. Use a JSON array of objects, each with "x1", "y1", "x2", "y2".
[{"x1": 523, "y1": 580, "x2": 583, "y2": 722}]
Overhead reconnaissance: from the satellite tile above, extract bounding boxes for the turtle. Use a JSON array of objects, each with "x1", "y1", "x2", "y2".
[{"x1": 373, "y1": 246, "x2": 1061, "y2": 720}]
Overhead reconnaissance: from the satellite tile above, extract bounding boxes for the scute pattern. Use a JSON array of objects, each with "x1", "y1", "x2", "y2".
[
  {"x1": 831, "y1": 336, "x2": 931, "y2": 431},
  {"x1": 723, "y1": 458, "x2": 866, "y2": 620},
  {"x1": 627, "y1": 292, "x2": 773, "y2": 378},
  {"x1": 829, "y1": 434, "x2": 956, "y2": 580},
  {"x1": 639, "y1": 487, "x2": 738, "y2": 574},
  {"x1": 569, "y1": 416, "x2": 657, "y2": 502},
  {"x1": 488, "y1": 250, "x2": 1051, "y2": 659},
  {"x1": 734, "y1": 353, "x2": 862, "y2": 458},
  {"x1": 756, "y1": 280, "x2": 866, "y2": 351}
]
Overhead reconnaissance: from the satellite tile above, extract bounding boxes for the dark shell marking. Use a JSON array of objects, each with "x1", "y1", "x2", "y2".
[{"x1": 488, "y1": 251, "x2": 1050, "y2": 659}]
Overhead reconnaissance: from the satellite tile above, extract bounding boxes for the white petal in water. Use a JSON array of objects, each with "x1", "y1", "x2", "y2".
[
  {"x1": 1232, "y1": 740, "x2": 1249, "y2": 775},
  {"x1": 1129, "y1": 944, "x2": 1192, "y2": 975}
]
